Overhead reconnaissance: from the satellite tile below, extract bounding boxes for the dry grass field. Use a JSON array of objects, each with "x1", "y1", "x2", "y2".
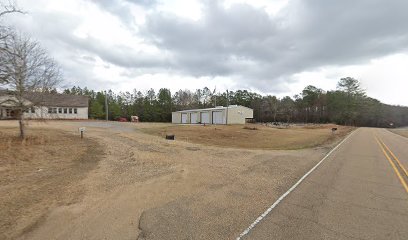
[
  {"x1": 389, "y1": 128, "x2": 408, "y2": 138},
  {"x1": 0, "y1": 126, "x2": 102, "y2": 239},
  {"x1": 141, "y1": 123, "x2": 352, "y2": 150},
  {"x1": 0, "y1": 120, "x2": 353, "y2": 239}
]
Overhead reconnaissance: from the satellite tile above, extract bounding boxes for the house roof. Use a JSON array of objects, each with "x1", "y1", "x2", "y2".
[
  {"x1": 0, "y1": 90, "x2": 89, "y2": 107},
  {"x1": 0, "y1": 95, "x2": 33, "y2": 107},
  {"x1": 174, "y1": 105, "x2": 252, "y2": 113}
]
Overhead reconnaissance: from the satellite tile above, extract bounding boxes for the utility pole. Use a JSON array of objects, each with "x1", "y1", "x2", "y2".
[
  {"x1": 105, "y1": 90, "x2": 109, "y2": 121},
  {"x1": 226, "y1": 89, "x2": 229, "y2": 125},
  {"x1": 213, "y1": 86, "x2": 217, "y2": 107}
]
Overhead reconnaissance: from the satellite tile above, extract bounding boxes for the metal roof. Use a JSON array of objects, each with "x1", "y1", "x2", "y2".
[{"x1": 174, "y1": 105, "x2": 252, "y2": 113}]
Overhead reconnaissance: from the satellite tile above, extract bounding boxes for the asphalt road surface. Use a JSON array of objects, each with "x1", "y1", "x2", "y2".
[{"x1": 239, "y1": 128, "x2": 408, "y2": 240}]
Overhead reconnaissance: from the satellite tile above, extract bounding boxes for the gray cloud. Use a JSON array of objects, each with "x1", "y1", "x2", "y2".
[
  {"x1": 124, "y1": 0, "x2": 157, "y2": 6},
  {"x1": 89, "y1": 0, "x2": 157, "y2": 26},
  {"x1": 6, "y1": 8, "x2": 169, "y2": 87},
  {"x1": 142, "y1": 0, "x2": 408, "y2": 91},
  {"x1": 91, "y1": 0, "x2": 157, "y2": 9},
  {"x1": 286, "y1": 0, "x2": 408, "y2": 65},
  {"x1": 5, "y1": 0, "x2": 408, "y2": 94}
]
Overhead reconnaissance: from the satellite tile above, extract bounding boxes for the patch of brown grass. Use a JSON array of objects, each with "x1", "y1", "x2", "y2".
[
  {"x1": 243, "y1": 126, "x2": 258, "y2": 130},
  {"x1": 0, "y1": 127, "x2": 103, "y2": 239},
  {"x1": 142, "y1": 124, "x2": 353, "y2": 150},
  {"x1": 389, "y1": 129, "x2": 408, "y2": 138}
]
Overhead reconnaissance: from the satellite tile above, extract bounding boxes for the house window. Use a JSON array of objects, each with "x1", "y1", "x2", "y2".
[
  {"x1": 25, "y1": 107, "x2": 35, "y2": 113},
  {"x1": 64, "y1": 108, "x2": 67, "y2": 114},
  {"x1": 58, "y1": 108, "x2": 62, "y2": 114},
  {"x1": 48, "y1": 107, "x2": 58, "y2": 114},
  {"x1": 69, "y1": 108, "x2": 72, "y2": 114},
  {"x1": 74, "y1": 108, "x2": 77, "y2": 114}
]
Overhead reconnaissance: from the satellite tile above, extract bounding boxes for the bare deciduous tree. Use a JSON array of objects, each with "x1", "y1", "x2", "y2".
[
  {"x1": 0, "y1": 31, "x2": 62, "y2": 138},
  {"x1": 0, "y1": 0, "x2": 23, "y2": 18}
]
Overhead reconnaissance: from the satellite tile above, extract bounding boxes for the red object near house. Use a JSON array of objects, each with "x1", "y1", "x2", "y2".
[
  {"x1": 131, "y1": 116, "x2": 139, "y2": 122},
  {"x1": 117, "y1": 117, "x2": 128, "y2": 122}
]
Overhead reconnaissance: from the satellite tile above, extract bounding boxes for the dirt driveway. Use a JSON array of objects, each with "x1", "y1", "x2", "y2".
[{"x1": 0, "y1": 121, "x2": 349, "y2": 239}]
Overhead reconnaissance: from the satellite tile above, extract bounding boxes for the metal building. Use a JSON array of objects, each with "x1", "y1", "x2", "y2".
[{"x1": 172, "y1": 105, "x2": 253, "y2": 125}]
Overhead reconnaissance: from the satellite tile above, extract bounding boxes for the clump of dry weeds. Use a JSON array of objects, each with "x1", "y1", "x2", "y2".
[{"x1": 0, "y1": 132, "x2": 49, "y2": 150}]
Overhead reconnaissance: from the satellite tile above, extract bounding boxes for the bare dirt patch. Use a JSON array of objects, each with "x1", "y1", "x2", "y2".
[
  {"x1": 142, "y1": 123, "x2": 352, "y2": 150},
  {"x1": 0, "y1": 127, "x2": 103, "y2": 240},
  {"x1": 0, "y1": 121, "x2": 353, "y2": 240}
]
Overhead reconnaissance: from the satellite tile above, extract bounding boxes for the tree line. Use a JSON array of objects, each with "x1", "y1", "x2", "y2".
[{"x1": 63, "y1": 77, "x2": 408, "y2": 128}]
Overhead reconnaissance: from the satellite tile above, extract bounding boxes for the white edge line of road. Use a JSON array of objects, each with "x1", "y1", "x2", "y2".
[{"x1": 236, "y1": 128, "x2": 359, "y2": 240}]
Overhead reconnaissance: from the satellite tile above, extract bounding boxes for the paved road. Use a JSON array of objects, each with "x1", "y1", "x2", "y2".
[{"x1": 240, "y1": 128, "x2": 408, "y2": 240}]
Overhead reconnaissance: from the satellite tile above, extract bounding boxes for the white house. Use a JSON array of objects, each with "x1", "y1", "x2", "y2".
[
  {"x1": 172, "y1": 105, "x2": 253, "y2": 125},
  {"x1": 0, "y1": 90, "x2": 89, "y2": 120}
]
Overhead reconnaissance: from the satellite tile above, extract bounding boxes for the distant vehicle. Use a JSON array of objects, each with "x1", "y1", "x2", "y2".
[
  {"x1": 131, "y1": 116, "x2": 139, "y2": 122},
  {"x1": 116, "y1": 117, "x2": 128, "y2": 122}
]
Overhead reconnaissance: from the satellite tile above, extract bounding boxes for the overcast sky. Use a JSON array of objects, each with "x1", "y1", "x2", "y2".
[{"x1": 4, "y1": 0, "x2": 408, "y2": 106}]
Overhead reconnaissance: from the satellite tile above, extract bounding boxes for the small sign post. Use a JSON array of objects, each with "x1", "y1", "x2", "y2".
[{"x1": 78, "y1": 127, "x2": 86, "y2": 139}]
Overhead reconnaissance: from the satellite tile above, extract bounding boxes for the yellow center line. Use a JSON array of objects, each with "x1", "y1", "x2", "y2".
[
  {"x1": 375, "y1": 137, "x2": 408, "y2": 193},
  {"x1": 377, "y1": 138, "x2": 408, "y2": 178}
]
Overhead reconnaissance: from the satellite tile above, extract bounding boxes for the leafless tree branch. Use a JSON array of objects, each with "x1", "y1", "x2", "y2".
[
  {"x1": 0, "y1": 0, "x2": 25, "y2": 17},
  {"x1": 0, "y1": 0, "x2": 25, "y2": 43}
]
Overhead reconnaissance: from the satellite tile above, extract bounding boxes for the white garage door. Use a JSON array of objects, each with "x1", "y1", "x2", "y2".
[
  {"x1": 190, "y1": 113, "x2": 198, "y2": 124},
  {"x1": 212, "y1": 111, "x2": 224, "y2": 124},
  {"x1": 201, "y1": 112, "x2": 210, "y2": 124},
  {"x1": 181, "y1": 113, "x2": 188, "y2": 123}
]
